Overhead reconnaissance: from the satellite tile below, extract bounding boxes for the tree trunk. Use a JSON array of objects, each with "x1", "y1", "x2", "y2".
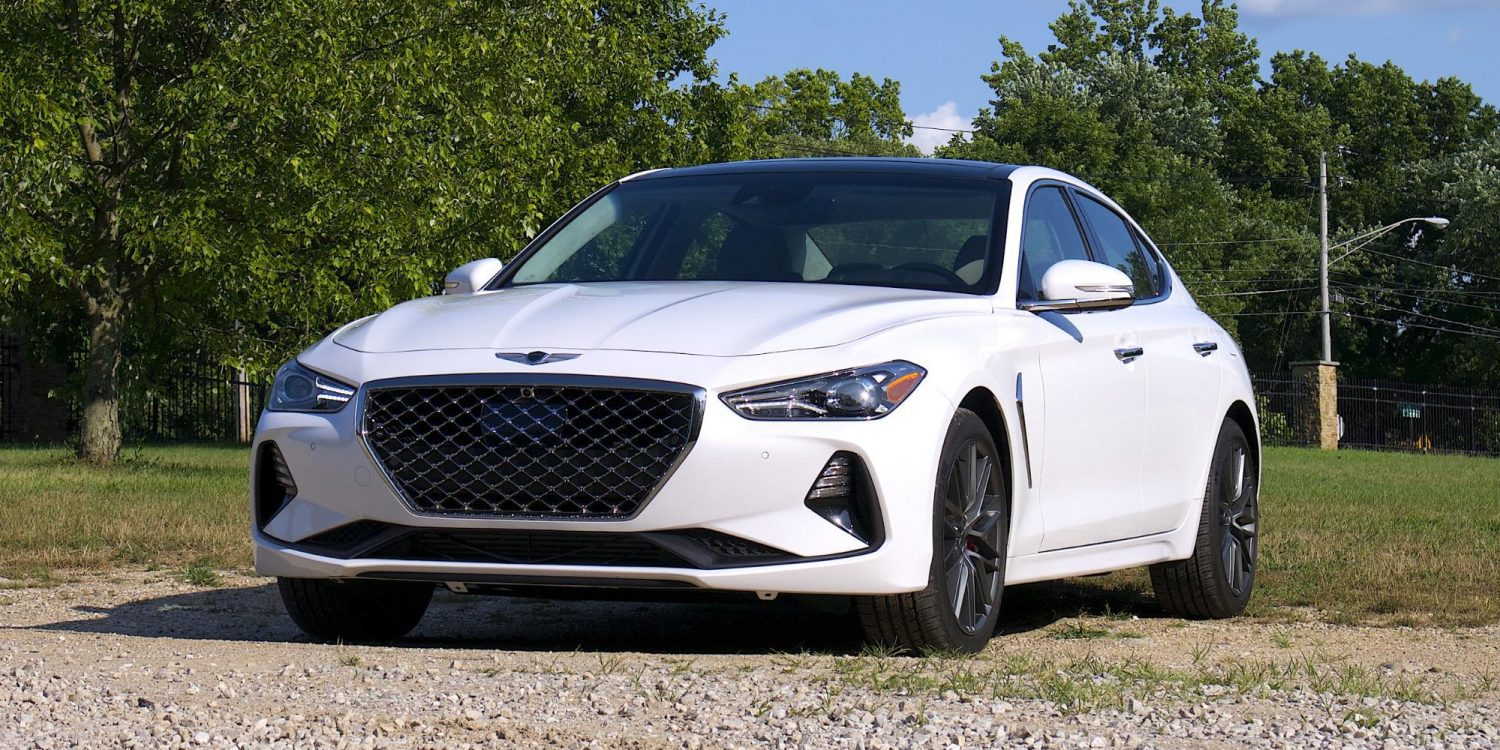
[{"x1": 77, "y1": 298, "x2": 127, "y2": 464}]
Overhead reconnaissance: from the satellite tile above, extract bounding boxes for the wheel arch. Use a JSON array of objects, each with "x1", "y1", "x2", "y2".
[
  {"x1": 958, "y1": 386, "x2": 1014, "y2": 503},
  {"x1": 1224, "y1": 399, "x2": 1260, "y2": 471}
]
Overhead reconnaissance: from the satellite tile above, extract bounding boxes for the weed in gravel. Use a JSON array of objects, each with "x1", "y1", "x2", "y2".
[
  {"x1": 1270, "y1": 630, "x2": 1293, "y2": 648},
  {"x1": 856, "y1": 642, "x2": 904, "y2": 659},
  {"x1": 595, "y1": 653, "x2": 626, "y2": 675},
  {"x1": 179, "y1": 563, "x2": 221, "y2": 587},
  {"x1": 1189, "y1": 640, "x2": 1215, "y2": 665},
  {"x1": 335, "y1": 644, "x2": 362, "y2": 668},
  {"x1": 1050, "y1": 622, "x2": 1111, "y2": 640}
]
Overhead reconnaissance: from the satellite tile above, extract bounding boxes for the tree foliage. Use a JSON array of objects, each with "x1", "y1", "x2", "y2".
[
  {"x1": 4, "y1": 0, "x2": 1500, "y2": 461},
  {"x1": 0, "y1": 0, "x2": 920, "y2": 461},
  {"x1": 942, "y1": 0, "x2": 1500, "y2": 380}
]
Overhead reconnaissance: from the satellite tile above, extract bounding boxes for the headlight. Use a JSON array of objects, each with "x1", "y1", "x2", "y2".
[
  {"x1": 721, "y1": 361, "x2": 926, "y2": 420},
  {"x1": 268, "y1": 361, "x2": 356, "y2": 413}
]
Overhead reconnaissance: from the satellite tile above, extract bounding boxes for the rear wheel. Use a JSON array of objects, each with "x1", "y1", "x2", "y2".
[
  {"x1": 278, "y1": 577, "x2": 433, "y2": 642},
  {"x1": 856, "y1": 409, "x2": 1008, "y2": 654},
  {"x1": 1149, "y1": 418, "x2": 1259, "y2": 618}
]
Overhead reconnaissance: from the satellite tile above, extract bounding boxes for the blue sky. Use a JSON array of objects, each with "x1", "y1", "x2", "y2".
[{"x1": 704, "y1": 0, "x2": 1500, "y2": 152}]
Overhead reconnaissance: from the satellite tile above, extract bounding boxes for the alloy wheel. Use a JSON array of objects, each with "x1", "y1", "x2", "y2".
[
  {"x1": 1218, "y1": 444, "x2": 1258, "y2": 597},
  {"x1": 942, "y1": 441, "x2": 1005, "y2": 635}
]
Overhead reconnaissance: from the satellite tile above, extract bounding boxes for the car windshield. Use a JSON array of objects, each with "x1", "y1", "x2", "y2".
[{"x1": 497, "y1": 172, "x2": 1006, "y2": 294}]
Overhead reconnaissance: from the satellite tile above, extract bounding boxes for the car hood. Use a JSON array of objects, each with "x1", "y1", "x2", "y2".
[{"x1": 333, "y1": 281, "x2": 990, "y2": 356}]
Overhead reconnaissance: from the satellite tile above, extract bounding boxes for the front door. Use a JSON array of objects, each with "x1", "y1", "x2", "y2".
[{"x1": 1017, "y1": 185, "x2": 1155, "y2": 551}]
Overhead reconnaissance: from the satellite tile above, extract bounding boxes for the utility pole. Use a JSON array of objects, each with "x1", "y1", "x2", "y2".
[
  {"x1": 1292, "y1": 151, "x2": 1340, "y2": 450},
  {"x1": 1318, "y1": 150, "x2": 1332, "y2": 363}
]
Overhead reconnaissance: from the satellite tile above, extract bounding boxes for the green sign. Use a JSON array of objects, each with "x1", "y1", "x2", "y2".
[{"x1": 1398, "y1": 403, "x2": 1421, "y2": 419}]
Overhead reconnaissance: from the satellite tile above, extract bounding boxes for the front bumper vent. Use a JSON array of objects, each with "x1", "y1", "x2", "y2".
[
  {"x1": 254, "y1": 442, "x2": 297, "y2": 528},
  {"x1": 362, "y1": 380, "x2": 701, "y2": 518},
  {"x1": 283, "y1": 522, "x2": 802, "y2": 570},
  {"x1": 804, "y1": 453, "x2": 882, "y2": 545}
]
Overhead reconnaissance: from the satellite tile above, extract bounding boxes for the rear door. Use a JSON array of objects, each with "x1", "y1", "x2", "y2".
[{"x1": 1071, "y1": 192, "x2": 1222, "y2": 533}]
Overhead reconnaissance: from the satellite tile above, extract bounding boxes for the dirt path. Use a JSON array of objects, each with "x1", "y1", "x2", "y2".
[{"x1": 2, "y1": 572, "x2": 1497, "y2": 748}]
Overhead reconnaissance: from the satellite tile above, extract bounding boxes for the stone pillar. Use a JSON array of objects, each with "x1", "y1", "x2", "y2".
[{"x1": 1290, "y1": 361, "x2": 1339, "y2": 450}]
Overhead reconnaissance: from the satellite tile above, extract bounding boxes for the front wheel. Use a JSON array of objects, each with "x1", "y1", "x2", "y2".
[
  {"x1": 1149, "y1": 418, "x2": 1259, "y2": 618},
  {"x1": 856, "y1": 409, "x2": 1009, "y2": 654},
  {"x1": 278, "y1": 577, "x2": 434, "y2": 642}
]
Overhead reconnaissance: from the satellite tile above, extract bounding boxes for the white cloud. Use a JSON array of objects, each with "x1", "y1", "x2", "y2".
[
  {"x1": 1238, "y1": 0, "x2": 1490, "y2": 18},
  {"x1": 906, "y1": 101, "x2": 971, "y2": 155}
]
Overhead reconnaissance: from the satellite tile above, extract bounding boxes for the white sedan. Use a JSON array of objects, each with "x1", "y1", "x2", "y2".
[{"x1": 252, "y1": 158, "x2": 1260, "y2": 653}]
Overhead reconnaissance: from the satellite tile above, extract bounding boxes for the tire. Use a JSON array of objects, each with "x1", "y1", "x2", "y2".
[
  {"x1": 856, "y1": 408, "x2": 1009, "y2": 654},
  {"x1": 278, "y1": 577, "x2": 434, "y2": 642},
  {"x1": 1149, "y1": 418, "x2": 1259, "y2": 619}
]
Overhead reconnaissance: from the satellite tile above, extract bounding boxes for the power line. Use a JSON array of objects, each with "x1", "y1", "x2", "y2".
[
  {"x1": 1159, "y1": 237, "x2": 1312, "y2": 247},
  {"x1": 1331, "y1": 281, "x2": 1500, "y2": 316},
  {"x1": 1341, "y1": 312, "x2": 1500, "y2": 342},
  {"x1": 1210, "y1": 310, "x2": 1322, "y2": 317},
  {"x1": 1196, "y1": 286, "x2": 1317, "y2": 298},
  {"x1": 1353, "y1": 246, "x2": 1500, "y2": 284},
  {"x1": 1180, "y1": 277, "x2": 1318, "y2": 286},
  {"x1": 1338, "y1": 294, "x2": 1500, "y2": 336}
]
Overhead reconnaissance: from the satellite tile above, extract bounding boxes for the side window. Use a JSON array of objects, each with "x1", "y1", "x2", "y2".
[
  {"x1": 1132, "y1": 230, "x2": 1167, "y2": 297},
  {"x1": 1074, "y1": 194, "x2": 1161, "y2": 298},
  {"x1": 1019, "y1": 186, "x2": 1090, "y2": 300}
]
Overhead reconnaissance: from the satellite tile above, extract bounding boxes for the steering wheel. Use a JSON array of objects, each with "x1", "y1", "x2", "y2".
[{"x1": 892, "y1": 262, "x2": 966, "y2": 286}]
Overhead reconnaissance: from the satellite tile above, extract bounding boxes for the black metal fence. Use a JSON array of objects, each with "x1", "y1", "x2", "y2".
[
  {"x1": 0, "y1": 340, "x2": 265, "y2": 443},
  {"x1": 1253, "y1": 371, "x2": 1500, "y2": 457},
  {"x1": 115, "y1": 361, "x2": 267, "y2": 443},
  {"x1": 0, "y1": 332, "x2": 18, "y2": 441},
  {"x1": 1248, "y1": 371, "x2": 1306, "y2": 448}
]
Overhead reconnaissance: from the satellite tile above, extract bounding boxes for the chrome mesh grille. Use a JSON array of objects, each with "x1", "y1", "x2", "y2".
[{"x1": 362, "y1": 383, "x2": 698, "y2": 517}]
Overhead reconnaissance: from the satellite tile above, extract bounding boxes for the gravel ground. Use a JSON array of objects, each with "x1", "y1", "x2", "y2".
[{"x1": 1, "y1": 572, "x2": 1497, "y2": 749}]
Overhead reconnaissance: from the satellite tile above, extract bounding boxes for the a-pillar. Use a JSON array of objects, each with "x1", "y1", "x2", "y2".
[{"x1": 1289, "y1": 361, "x2": 1339, "y2": 450}]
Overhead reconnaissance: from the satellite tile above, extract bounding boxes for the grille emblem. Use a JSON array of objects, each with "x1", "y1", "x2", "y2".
[{"x1": 496, "y1": 351, "x2": 581, "y2": 366}]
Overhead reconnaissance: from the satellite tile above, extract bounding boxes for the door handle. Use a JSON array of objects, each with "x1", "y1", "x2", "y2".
[
  {"x1": 1114, "y1": 346, "x2": 1144, "y2": 362},
  {"x1": 1193, "y1": 341, "x2": 1219, "y2": 357}
]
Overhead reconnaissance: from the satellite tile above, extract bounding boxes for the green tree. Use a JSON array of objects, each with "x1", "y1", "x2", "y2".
[
  {"x1": 0, "y1": 0, "x2": 729, "y2": 463},
  {"x1": 742, "y1": 68, "x2": 919, "y2": 158},
  {"x1": 943, "y1": 0, "x2": 1500, "y2": 380}
]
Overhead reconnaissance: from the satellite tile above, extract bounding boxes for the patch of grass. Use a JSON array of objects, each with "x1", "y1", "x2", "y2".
[
  {"x1": 179, "y1": 562, "x2": 222, "y2": 587},
  {"x1": 1051, "y1": 447, "x2": 1500, "y2": 626},
  {"x1": 0, "y1": 445, "x2": 249, "y2": 578},
  {"x1": 0, "y1": 444, "x2": 1496, "y2": 626},
  {"x1": 1050, "y1": 621, "x2": 1112, "y2": 640}
]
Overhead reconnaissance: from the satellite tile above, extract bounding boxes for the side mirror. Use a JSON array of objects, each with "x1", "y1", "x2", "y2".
[
  {"x1": 443, "y1": 258, "x2": 503, "y2": 295},
  {"x1": 1020, "y1": 259, "x2": 1135, "y2": 313}
]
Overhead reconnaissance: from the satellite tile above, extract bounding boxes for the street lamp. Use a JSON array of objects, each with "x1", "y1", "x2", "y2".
[
  {"x1": 1315, "y1": 152, "x2": 1452, "y2": 364},
  {"x1": 1316, "y1": 212, "x2": 1449, "y2": 363},
  {"x1": 1329, "y1": 216, "x2": 1451, "y2": 265}
]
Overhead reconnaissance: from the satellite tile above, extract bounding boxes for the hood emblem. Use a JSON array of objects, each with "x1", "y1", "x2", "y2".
[{"x1": 496, "y1": 351, "x2": 581, "y2": 366}]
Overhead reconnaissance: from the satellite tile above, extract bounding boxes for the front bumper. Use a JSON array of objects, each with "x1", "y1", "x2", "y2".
[{"x1": 251, "y1": 352, "x2": 953, "y2": 595}]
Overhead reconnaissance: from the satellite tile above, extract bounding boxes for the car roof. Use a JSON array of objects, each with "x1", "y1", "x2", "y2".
[{"x1": 631, "y1": 157, "x2": 1021, "y2": 182}]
